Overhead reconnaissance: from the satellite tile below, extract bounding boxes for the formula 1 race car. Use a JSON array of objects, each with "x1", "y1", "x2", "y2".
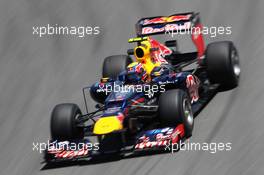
[{"x1": 44, "y1": 12, "x2": 240, "y2": 162}]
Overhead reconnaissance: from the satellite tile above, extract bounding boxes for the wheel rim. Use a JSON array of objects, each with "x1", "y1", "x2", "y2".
[
  {"x1": 231, "y1": 49, "x2": 240, "y2": 77},
  {"x1": 183, "y1": 98, "x2": 193, "y2": 126}
]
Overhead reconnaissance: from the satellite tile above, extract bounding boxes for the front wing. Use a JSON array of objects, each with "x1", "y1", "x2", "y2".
[{"x1": 44, "y1": 124, "x2": 185, "y2": 162}]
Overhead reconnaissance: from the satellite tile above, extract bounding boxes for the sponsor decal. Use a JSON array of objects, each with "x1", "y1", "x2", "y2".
[
  {"x1": 191, "y1": 23, "x2": 205, "y2": 59},
  {"x1": 142, "y1": 22, "x2": 191, "y2": 35},
  {"x1": 135, "y1": 140, "x2": 170, "y2": 149},
  {"x1": 149, "y1": 37, "x2": 172, "y2": 63},
  {"x1": 43, "y1": 140, "x2": 99, "y2": 158},
  {"x1": 54, "y1": 149, "x2": 89, "y2": 159},
  {"x1": 158, "y1": 80, "x2": 178, "y2": 85},
  {"x1": 186, "y1": 75, "x2": 199, "y2": 103},
  {"x1": 142, "y1": 15, "x2": 192, "y2": 25},
  {"x1": 142, "y1": 26, "x2": 164, "y2": 35},
  {"x1": 135, "y1": 125, "x2": 184, "y2": 149}
]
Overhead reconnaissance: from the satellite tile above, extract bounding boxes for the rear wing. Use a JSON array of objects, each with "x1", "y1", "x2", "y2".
[
  {"x1": 135, "y1": 12, "x2": 205, "y2": 59},
  {"x1": 135, "y1": 12, "x2": 200, "y2": 36}
]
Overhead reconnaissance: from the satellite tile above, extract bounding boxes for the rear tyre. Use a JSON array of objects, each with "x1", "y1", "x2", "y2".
[
  {"x1": 159, "y1": 89, "x2": 194, "y2": 138},
  {"x1": 50, "y1": 103, "x2": 84, "y2": 141},
  {"x1": 205, "y1": 41, "x2": 240, "y2": 90},
  {"x1": 102, "y1": 55, "x2": 133, "y2": 79}
]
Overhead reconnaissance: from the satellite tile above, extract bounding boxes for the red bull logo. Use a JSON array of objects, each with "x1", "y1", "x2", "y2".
[
  {"x1": 149, "y1": 37, "x2": 172, "y2": 63},
  {"x1": 142, "y1": 14, "x2": 192, "y2": 25},
  {"x1": 141, "y1": 22, "x2": 191, "y2": 35}
]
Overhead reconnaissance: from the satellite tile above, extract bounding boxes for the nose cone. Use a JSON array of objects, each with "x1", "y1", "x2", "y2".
[{"x1": 93, "y1": 116, "x2": 123, "y2": 135}]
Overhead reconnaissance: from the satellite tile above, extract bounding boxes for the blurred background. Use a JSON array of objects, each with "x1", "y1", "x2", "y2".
[{"x1": 0, "y1": 0, "x2": 263, "y2": 174}]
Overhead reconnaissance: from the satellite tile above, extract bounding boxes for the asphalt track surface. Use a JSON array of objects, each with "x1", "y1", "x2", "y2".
[{"x1": 0, "y1": 0, "x2": 264, "y2": 174}]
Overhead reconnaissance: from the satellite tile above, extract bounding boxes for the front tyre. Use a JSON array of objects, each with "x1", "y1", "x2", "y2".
[
  {"x1": 50, "y1": 103, "x2": 84, "y2": 141},
  {"x1": 159, "y1": 89, "x2": 194, "y2": 138}
]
